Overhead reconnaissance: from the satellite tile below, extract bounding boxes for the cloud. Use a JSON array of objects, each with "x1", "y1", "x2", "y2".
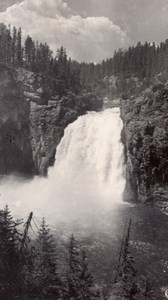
[
  {"x1": 21, "y1": 0, "x2": 70, "y2": 18},
  {"x1": 66, "y1": 0, "x2": 168, "y2": 49},
  {"x1": 0, "y1": 0, "x2": 22, "y2": 12},
  {"x1": 0, "y1": 0, "x2": 129, "y2": 62},
  {"x1": 127, "y1": 0, "x2": 168, "y2": 44}
]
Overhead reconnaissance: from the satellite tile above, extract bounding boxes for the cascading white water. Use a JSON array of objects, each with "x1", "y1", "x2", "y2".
[{"x1": 0, "y1": 108, "x2": 125, "y2": 225}]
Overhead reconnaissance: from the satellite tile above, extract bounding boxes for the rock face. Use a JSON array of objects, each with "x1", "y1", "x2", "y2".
[
  {"x1": 120, "y1": 84, "x2": 168, "y2": 209},
  {"x1": 0, "y1": 64, "x2": 35, "y2": 175},
  {"x1": 102, "y1": 75, "x2": 143, "y2": 100},
  {"x1": 0, "y1": 64, "x2": 102, "y2": 176},
  {"x1": 97, "y1": 73, "x2": 166, "y2": 103}
]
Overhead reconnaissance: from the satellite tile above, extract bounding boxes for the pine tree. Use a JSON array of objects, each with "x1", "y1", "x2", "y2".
[
  {"x1": 19, "y1": 213, "x2": 38, "y2": 299},
  {"x1": 0, "y1": 206, "x2": 23, "y2": 299},
  {"x1": 22, "y1": 242, "x2": 37, "y2": 298},
  {"x1": 24, "y1": 35, "x2": 34, "y2": 67},
  {"x1": 0, "y1": 23, "x2": 9, "y2": 62},
  {"x1": 6, "y1": 24, "x2": 12, "y2": 63},
  {"x1": 34, "y1": 218, "x2": 62, "y2": 299},
  {"x1": 65, "y1": 234, "x2": 81, "y2": 299},
  {"x1": 65, "y1": 234, "x2": 98, "y2": 300},
  {"x1": 112, "y1": 220, "x2": 137, "y2": 300},
  {"x1": 17, "y1": 27, "x2": 23, "y2": 66},
  {"x1": 56, "y1": 46, "x2": 68, "y2": 96},
  {"x1": 11, "y1": 26, "x2": 17, "y2": 64},
  {"x1": 79, "y1": 249, "x2": 98, "y2": 299}
]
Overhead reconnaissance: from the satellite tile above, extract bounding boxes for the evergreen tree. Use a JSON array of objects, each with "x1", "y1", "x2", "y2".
[
  {"x1": 56, "y1": 46, "x2": 68, "y2": 96},
  {"x1": 33, "y1": 218, "x2": 62, "y2": 299},
  {"x1": 79, "y1": 249, "x2": 98, "y2": 299},
  {"x1": 0, "y1": 23, "x2": 10, "y2": 62},
  {"x1": 112, "y1": 220, "x2": 137, "y2": 300},
  {"x1": 0, "y1": 206, "x2": 23, "y2": 299},
  {"x1": 65, "y1": 234, "x2": 98, "y2": 300},
  {"x1": 65, "y1": 234, "x2": 81, "y2": 299},
  {"x1": 12, "y1": 26, "x2": 17, "y2": 64},
  {"x1": 17, "y1": 27, "x2": 23, "y2": 66},
  {"x1": 22, "y1": 242, "x2": 37, "y2": 298},
  {"x1": 6, "y1": 24, "x2": 12, "y2": 63},
  {"x1": 24, "y1": 35, "x2": 35, "y2": 67}
]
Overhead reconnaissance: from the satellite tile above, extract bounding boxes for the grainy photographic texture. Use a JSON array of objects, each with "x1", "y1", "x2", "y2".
[{"x1": 0, "y1": 1, "x2": 168, "y2": 299}]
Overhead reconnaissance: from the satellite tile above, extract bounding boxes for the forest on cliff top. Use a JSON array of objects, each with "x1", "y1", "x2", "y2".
[{"x1": 1, "y1": 22, "x2": 168, "y2": 98}]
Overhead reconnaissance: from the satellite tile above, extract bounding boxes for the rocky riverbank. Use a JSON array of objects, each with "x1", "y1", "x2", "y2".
[
  {"x1": 120, "y1": 83, "x2": 168, "y2": 210},
  {"x1": 0, "y1": 64, "x2": 102, "y2": 176}
]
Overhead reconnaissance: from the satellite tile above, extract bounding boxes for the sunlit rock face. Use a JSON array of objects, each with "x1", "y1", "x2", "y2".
[
  {"x1": 121, "y1": 84, "x2": 168, "y2": 207},
  {"x1": 0, "y1": 64, "x2": 103, "y2": 176}
]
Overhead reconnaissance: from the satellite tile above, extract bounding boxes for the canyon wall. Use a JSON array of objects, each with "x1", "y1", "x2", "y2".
[
  {"x1": 0, "y1": 64, "x2": 102, "y2": 176},
  {"x1": 120, "y1": 84, "x2": 168, "y2": 211},
  {"x1": 1, "y1": 62, "x2": 167, "y2": 210}
]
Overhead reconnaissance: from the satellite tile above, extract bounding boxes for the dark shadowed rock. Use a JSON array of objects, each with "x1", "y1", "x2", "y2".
[
  {"x1": 120, "y1": 85, "x2": 168, "y2": 206},
  {"x1": 0, "y1": 64, "x2": 35, "y2": 175}
]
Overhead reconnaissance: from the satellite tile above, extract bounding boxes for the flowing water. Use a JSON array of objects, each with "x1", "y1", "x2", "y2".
[
  {"x1": 0, "y1": 107, "x2": 168, "y2": 297},
  {"x1": 0, "y1": 107, "x2": 125, "y2": 223}
]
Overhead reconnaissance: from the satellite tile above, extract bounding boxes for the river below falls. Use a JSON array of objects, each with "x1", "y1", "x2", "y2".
[{"x1": 0, "y1": 108, "x2": 168, "y2": 298}]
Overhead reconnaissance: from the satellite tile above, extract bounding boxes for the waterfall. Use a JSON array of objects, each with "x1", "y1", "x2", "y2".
[{"x1": 0, "y1": 108, "x2": 125, "y2": 225}]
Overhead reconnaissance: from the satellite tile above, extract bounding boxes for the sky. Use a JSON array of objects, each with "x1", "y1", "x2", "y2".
[{"x1": 0, "y1": 0, "x2": 168, "y2": 62}]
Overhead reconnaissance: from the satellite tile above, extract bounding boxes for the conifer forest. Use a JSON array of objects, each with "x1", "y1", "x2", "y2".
[{"x1": 0, "y1": 11, "x2": 168, "y2": 300}]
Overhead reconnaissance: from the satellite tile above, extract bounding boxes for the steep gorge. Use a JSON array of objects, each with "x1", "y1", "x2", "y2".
[
  {"x1": 1, "y1": 62, "x2": 168, "y2": 210},
  {"x1": 0, "y1": 64, "x2": 102, "y2": 176}
]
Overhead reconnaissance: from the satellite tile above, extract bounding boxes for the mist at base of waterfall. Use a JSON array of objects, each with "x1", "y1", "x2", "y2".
[{"x1": 0, "y1": 108, "x2": 125, "y2": 229}]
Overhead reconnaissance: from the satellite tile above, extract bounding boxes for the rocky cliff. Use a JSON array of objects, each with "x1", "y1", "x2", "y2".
[
  {"x1": 0, "y1": 64, "x2": 102, "y2": 176},
  {"x1": 96, "y1": 72, "x2": 166, "y2": 102},
  {"x1": 120, "y1": 84, "x2": 168, "y2": 211}
]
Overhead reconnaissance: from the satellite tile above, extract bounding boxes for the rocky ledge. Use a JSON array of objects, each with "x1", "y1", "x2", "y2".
[
  {"x1": 0, "y1": 64, "x2": 102, "y2": 176},
  {"x1": 120, "y1": 83, "x2": 168, "y2": 211}
]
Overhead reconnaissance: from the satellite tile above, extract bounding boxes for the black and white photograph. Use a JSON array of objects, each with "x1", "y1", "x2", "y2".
[{"x1": 0, "y1": 0, "x2": 168, "y2": 299}]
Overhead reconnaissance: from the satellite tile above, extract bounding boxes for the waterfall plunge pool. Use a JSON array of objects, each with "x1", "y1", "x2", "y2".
[{"x1": 0, "y1": 108, "x2": 168, "y2": 298}]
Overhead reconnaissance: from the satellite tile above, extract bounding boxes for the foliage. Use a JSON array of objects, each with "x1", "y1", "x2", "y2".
[
  {"x1": 111, "y1": 220, "x2": 137, "y2": 300},
  {"x1": 32, "y1": 218, "x2": 62, "y2": 299},
  {"x1": 79, "y1": 40, "x2": 168, "y2": 95},
  {"x1": 0, "y1": 206, "x2": 23, "y2": 299},
  {"x1": 0, "y1": 207, "x2": 158, "y2": 300},
  {"x1": 2, "y1": 22, "x2": 168, "y2": 99},
  {"x1": 65, "y1": 234, "x2": 98, "y2": 299},
  {"x1": 0, "y1": 23, "x2": 81, "y2": 98}
]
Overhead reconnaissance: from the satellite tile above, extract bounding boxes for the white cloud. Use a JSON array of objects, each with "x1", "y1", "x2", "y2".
[
  {"x1": 21, "y1": 0, "x2": 70, "y2": 17},
  {"x1": 0, "y1": 0, "x2": 129, "y2": 62}
]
